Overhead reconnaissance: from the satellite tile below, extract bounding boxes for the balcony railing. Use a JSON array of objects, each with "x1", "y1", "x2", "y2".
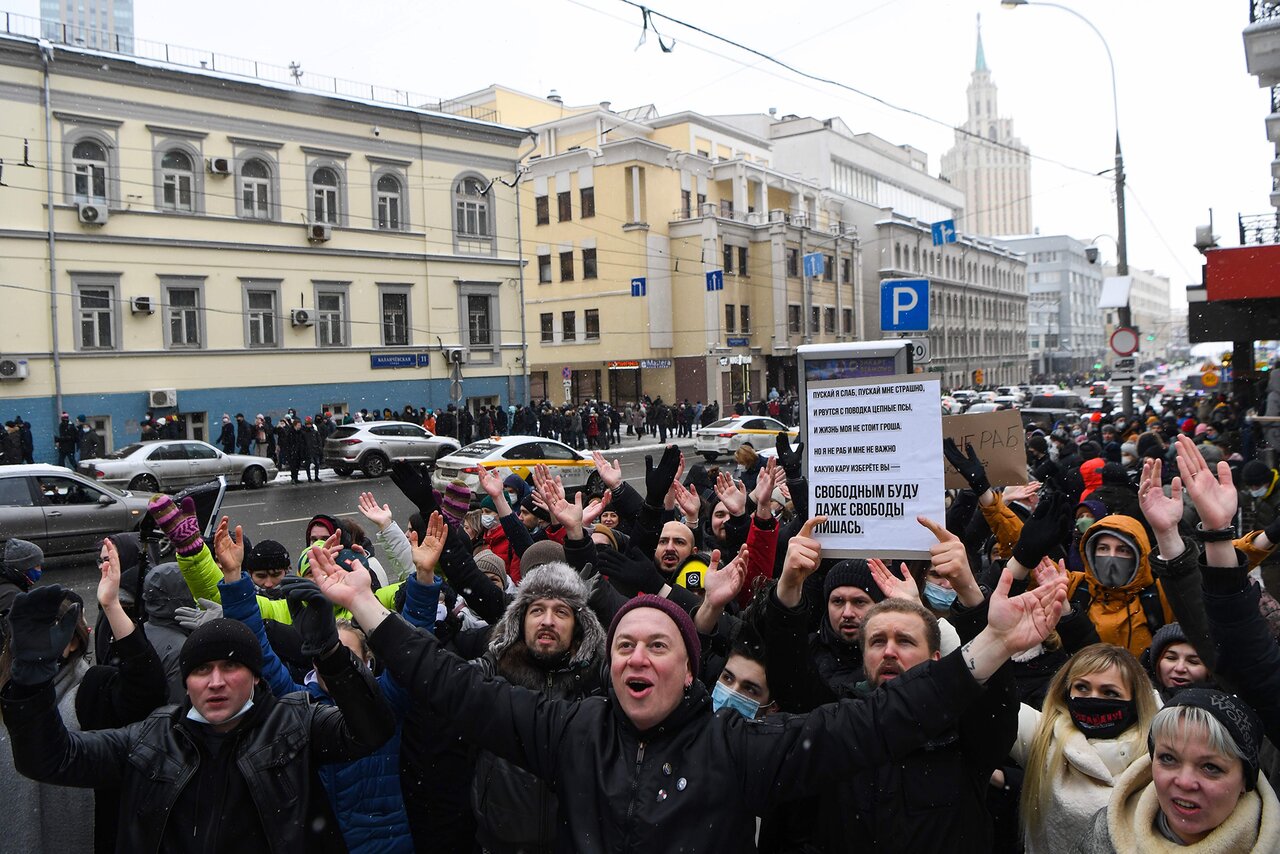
[
  {"x1": 1239, "y1": 211, "x2": 1280, "y2": 244},
  {"x1": 0, "y1": 10, "x2": 499, "y2": 122}
]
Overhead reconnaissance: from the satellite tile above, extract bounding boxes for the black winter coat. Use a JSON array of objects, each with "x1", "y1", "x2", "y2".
[
  {"x1": 370, "y1": 613, "x2": 985, "y2": 854},
  {"x1": 762, "y1": 586, "x2": 865, "y2": 712},
  {"x1": 1202, "y1": 557, "x2": 1280, "y2": 747},
  {"x1": 1, "y1": 645, "x2": 395, "y2": 854}
]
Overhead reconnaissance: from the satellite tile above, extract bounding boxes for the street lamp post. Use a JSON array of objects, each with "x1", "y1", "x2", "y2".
[{"x1": 1003, "y1": 0, "x2": 1133, "y2": 416}]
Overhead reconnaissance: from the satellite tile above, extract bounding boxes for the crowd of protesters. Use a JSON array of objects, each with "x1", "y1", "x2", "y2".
[{"x1": 3, "y1": 367, "x2": 1280, "y2": 852}]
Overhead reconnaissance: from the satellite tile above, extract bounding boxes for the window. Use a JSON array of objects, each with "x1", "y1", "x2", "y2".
[
  {"x1": 245, "y1": 287, "x2": 279, "y2": 348},
  {"x1": 582, "y1": 248, "x2": 598, "y2": 279},
  {"x1": 557, "y1": 191, "x2": 572, "y2": 222},
  {"x1": 166, "y1": 287, "x2": 201, "y2": 348},
  {"x1": 76, "y1": 284, "x2": 115, "y2": 350},
  {"x1": 719, "y1": 199, "x2": 734, "y2": 218},
  {"x1": 540, "y1": 312, "x2": 554, "y2": 343},
  {"x1": 740, "y1": 304, "x2": 751, "y2": 333},
  {"x1": 811, "y1": 306, "x2": 820, "y2": 334},
  {"x1": 72, "y1": 139, "x2": 108, "y2": 203},
  {"x1": 468, "y1": 294, "x2": 493, "y2": 347},
  {"x1": 738, "y1": 246, "x2": 748, "y2": 276},
  {"x1": 317, "y1": 290, "x2": 347, "y2": 347},
  {"x1": 697, "y1": 192, "x2": 706, "y2": 213},
  {"x1": 376, "y1": 174, "x2": 402, "y2": 230},
  {"x1": 824, "y1": 307, "x2": 836, "y2": 334},
  {"x1": 823, "y1": 255, "x2": 834, "y2": 283},
  {"x1": 0, "y1": 477, "x2": 34, "y2": 507},
  {"x1": 725, "y1": 304, "x2": 736, "y2": 333},
  {"x1": 560, "y1": 251, "x2": 575, "y2": 281},
  {"x1": 312, "y1": 166, "x2": 340, "y2": 224},
  {"x1": 786, "y1": 248, "x2": 799, "y2": 277},
  {"x1": 454, "y1": 176, "x2": 490, "y2": 238},
  {"x1": 584, "y1": 308, "x2": 600, "y2": 340},
  {"x1": 160, "y1": 150, "x2": 195, "y2": 212},
  {"x1": 681, "y1": 189, "x2": 692, "y2": 219},
  {"x1": 381, "y1": 290, "x2": 409, "y2": 346},
  {"x1": 580, "y1": 187, "x2": 595, "y2": 219},
  {"x1": 240, "y1": 158, "x2": 271, "y2": 219},
  {"x1": 538, "y1": 253, "x2": 552, "y2": 284},
  {"x1": 562, "y1": 311, "x2": 576, "y2": 342},
  {"x1": 842, "y1": 307, "x2": 853, "y2": 335},
  {"x1": 842, "y1": 258, "x2": 852, "y2": 283},
  {"x1": 787, "y1": 304, "x2": 801, "y2": 335},
  {"x1": 535, "y1": 195, "x2": 550, "y2": 225}
]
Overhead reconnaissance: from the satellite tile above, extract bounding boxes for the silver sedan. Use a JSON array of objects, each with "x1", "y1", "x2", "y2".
[{"x1": 79, "y1": 440, "x2": 278, "y2": 493}]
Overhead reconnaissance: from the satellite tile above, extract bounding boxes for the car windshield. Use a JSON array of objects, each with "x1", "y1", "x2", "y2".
[
  {"x1": 452, "y1": 441, "x2": 502, "y2": 458},
  {"x1": 104, "y1": 443, "x2": 145, "y2": 459},
  {"x1": 329, "y1": 426, "x2": 358, "y2": 439}
]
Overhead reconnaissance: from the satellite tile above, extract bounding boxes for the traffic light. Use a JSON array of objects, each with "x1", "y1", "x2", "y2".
[{"x1": 972, "y1": 369, "x2": 984, "y2": 385}]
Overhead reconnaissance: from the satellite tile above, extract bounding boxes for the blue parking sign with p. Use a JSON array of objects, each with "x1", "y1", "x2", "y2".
[{"x1": 880, "y1": 278, "x2": 930, "y2": 332}]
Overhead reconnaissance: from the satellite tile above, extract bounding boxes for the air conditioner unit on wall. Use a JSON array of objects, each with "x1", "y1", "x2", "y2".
[
  {"x1": 207, "y1": 156, "x2": 232, "y2": 175},
  {"x1": 0, "y1": 357, "x2": 30, "y2": 380},
  {"x1": 445, "y1": 347, "x2": 469, "y2": 365},
  {"x1": 77, "y1": 203, "x2": 108, "y2": 225},
  {"x1": 291, "y1": 308, "x2": 315, "y2": 327},
  {"x1": 149, "y1": 388, "x2": 177, "y2": 408},
  {"x1": 130, "y1": 296, "x2": 154, "y2": 315},
  {"x1": 307, "y1": 222, "x2": 332, "y2": 242}
]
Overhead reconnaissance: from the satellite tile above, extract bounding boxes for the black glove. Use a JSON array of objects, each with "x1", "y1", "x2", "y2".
[
  {"x1": 943, "y1": 438, "x2": 991, "y2": 495},
  {"x1": 775, "y1": 432, "x2": 805, "y2": 481},
  {"x1": 644, "y1": 445, "x2": 682, "y2": 507},
  {"x1": 5, "y1": 585, "x2": 82, "y2": 686},
  {"x1": 279, "y1": 577, "x2": 339, "y2": 660},
  {"x1": 390, "y1": 460, "x2": 438, "y2": 516},
  {"x1": 1011, "y1": 491, "x2": 1067, "y2": 570},
  {"x1": 596, "y1": 546, "x2": 664, "y2": 595}
]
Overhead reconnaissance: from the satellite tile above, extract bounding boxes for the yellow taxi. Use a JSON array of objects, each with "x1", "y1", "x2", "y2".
[
  {"x1": 694, "y1": 415, "x2": 797, "y2": 461},
  {"x1": 431, "y1": 435, "x2": 602, "y2": 497}
]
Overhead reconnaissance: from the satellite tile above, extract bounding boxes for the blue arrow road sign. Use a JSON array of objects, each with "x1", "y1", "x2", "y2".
[
  {"x1": 706, "y1": 270, "x2": 724, "y2": 292},
  {"x1": 931, "y1": 219, "x2": 957, "y2": 246},
  {"x1": 631, "y1": 277, "x2": 646, "y2": 297},
  {"x1": 802, "y1": 252, "x2": 825, "y2": 278},
  {"x1": 880, "y1": 278, "x2": 930, "y2": 332}
]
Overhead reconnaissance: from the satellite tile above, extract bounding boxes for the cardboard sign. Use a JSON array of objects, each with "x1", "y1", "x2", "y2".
[
  {"x1": 806, "y1": 374, "x2": 945, "y2": 559},
  {"x1": 942, "y1": 409, "x2": 1027, "y2": 490}
]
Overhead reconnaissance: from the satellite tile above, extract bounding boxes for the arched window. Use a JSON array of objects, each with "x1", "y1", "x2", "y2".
[
  {"x1": 72, "y1": 139, "x2": 108, "y2": 203},
  {"x1": 454, "y1": 176, "x2": 490, "y2": 238},
  {"x1": 160, "y1": 149, "x2": 194, "y2": 211},
  {"x1": 241, "y1": 158, "x2": 271, "y2": 219},
  {"x1": 376, "y1": 173, "x2": 402, "y2": 230},
  {"x1": 312, "y1": 166, "x2": 340, "y2": 224}
]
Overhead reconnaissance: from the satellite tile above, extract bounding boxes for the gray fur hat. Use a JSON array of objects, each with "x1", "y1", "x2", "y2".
[{"x1": 486, "y1": 561, "x2": 605, "y2": 667}]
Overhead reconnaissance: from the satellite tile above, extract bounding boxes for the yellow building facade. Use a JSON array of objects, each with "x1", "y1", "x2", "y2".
[{"x1": 0, "y1": 31, "x2": 529, "y2": 457}]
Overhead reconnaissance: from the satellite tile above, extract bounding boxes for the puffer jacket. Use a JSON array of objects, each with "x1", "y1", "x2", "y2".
[
  {"x1": 1068, "y1": 515, "x2": 1174, "y2": 657},
  {"x1": 141, "y1": 562, "x2": 195, "y2": 703},
  {"x1": 370, "y1": 613, "x2": 987, "y2": 854}
]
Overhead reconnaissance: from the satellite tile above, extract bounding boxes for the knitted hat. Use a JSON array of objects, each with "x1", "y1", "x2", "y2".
[
  {"x1": 770, "y1": 486, "x2": 787, "y2": 507},
  {"x1": 180, "y1": 617, "x2": 264, "y2": 679},
  {"x1": 519, "y1": 494, "x2": 551, "y2": 523},
  {"x1": 487, "y1": 561, "x2": 604, "y2": 666},
  {"x1": 244, "y1": 539, "x2": 291, "y2": 573},
  {"x1": 1151, "y1": 688, "x2": 1263, "y2": 791},
  {"x1": 1136, "y1": 433, "x2": 1164, "y2": 460},
  {"x1": 305, "y1": 515, "x2": 340, "y2": 540},
  {"x1": 1194, "y1": 423, "x2": 1209, "y2": 437},
  {"x1": 607, "y1": 594, "x2": 701, "y2": 673},
  {"x1": 1120, "y1": 442, "x2": 1137, "y2": 459},
  {"x1": 1148, "y1": 622, "x2": 1190, "y2": 669},
  {"x1": 1100, "y1": 462, "x2": 1129, "y2": 488},
  {"x1": 521, "y1": 539, "x2": 566, "y2": 573},
  {"x1": 823, "y1": 558, "x2": 885, "y2": 603},
  {"x1": 1242, "y1": 461, "x2": 1273, "y2": 487},
  {"x1": 592, "y1": 523, "x2": 620, "y2": 552},
  {"x1": 440, "y1": 481, "x2": 472, "y2": 523},
  {"x1": 474, "y1": 549, "x2": 508, "y2": 587},
  {"x1": 3, "y1": 538, "x2": 44, "y2": 576}
]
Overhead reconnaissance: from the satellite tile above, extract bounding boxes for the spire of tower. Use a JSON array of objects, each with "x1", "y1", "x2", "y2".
[{"x1": 975, "y1": 13, "x2": 988, "y2": 72}]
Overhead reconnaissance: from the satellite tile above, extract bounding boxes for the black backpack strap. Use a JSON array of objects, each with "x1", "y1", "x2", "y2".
[{"x1": 1138, "y1": 583, "x2": 1166, "y2": 635}]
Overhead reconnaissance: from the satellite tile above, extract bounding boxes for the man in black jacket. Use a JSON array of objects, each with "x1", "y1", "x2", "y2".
[
  {"x1": 1, "y1": 587, "x2": 395, "y2": 853},
  {"x1": 54, "y1": 412, "x2": 77, "y2": 469},
  {"x1": 308, "y1": 512, "x2": 1067, "y2": 853}
]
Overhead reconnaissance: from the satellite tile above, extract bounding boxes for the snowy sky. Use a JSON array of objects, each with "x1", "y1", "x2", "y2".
[{"x1": 14, "y1": 0, "x2": 1270, "y2": 307}]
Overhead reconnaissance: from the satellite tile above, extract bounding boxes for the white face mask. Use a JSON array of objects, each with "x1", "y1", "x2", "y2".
[
  {"x1": 1250, "y1": 486, "x2": 1270, "y2": 499},
  {"x1": 481, "y1": 513, "x2": 499, "y2": 530}
]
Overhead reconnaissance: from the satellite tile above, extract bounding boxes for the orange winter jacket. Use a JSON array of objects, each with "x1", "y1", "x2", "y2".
[{"x1": 1067, "y1": 514, "x2": 1173, "y2": 658}]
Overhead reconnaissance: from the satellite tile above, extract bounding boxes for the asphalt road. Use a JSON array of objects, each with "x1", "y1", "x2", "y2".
[{"x1": 44, "y1": 437, "x2": 697, "y2": 627}]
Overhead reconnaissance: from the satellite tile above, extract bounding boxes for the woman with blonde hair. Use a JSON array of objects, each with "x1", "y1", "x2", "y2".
[{"x1": 1014, "y1": 642, "x2": 1160, "y2": 853}]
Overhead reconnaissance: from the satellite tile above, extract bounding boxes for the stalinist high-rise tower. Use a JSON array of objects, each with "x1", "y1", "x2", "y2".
[{"x1": 941, "y1": 15, "x2": 1031, "y2": 236}]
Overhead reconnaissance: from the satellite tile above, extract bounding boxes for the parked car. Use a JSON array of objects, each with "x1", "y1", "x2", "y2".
[
  {"x1": 694, "y1": 415, "x2": 797, "y2": 461},
  {"x1": 962, "y1": 402, "x2": 1003, "y2": 415},
  {"x1": 80, "y1": 440, "x2": 277, "y2": 492},
  {"x1": 1028, "y1": 393, "x2": 1086, "y2": 411},
  {"x1": 324, "y1": 422, "x2": 460, "y2": 478},
  {"x1": 0, "y1": 464, "x2": 154, "y2": 558},
  {"x1": 992, "y1": 395, "x2": 1022, "y2": 410},
  {"x1": 431, "y1": 435, "x2": 601, "y2": 496},
  {"x1": 1020, "y1": 408, "x2": 1083, "y2": 432},
  {"x1": 1090, "y1": 381, "x2": 1109, "y2": 398}
]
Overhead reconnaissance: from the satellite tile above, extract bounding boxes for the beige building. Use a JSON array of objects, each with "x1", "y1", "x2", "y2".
[
  {"x1": 446, "y1": 86, "x2": 862, "y2": 408},
  {"x1": 0, "y1": 27, "x2": 529, "y2": 456},
  {"x1": 1104, "y1": 265, "x2": 1174, "y2": 366}
]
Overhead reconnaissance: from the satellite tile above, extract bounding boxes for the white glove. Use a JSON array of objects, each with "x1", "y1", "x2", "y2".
[{"x1": 174, "y1": 597, "x2": 223, "y2": 631}]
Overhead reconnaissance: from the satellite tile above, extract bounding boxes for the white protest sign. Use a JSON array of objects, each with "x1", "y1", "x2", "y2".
[{"x1": 806, "y1": 374, "x2": 945, "y2": 559}]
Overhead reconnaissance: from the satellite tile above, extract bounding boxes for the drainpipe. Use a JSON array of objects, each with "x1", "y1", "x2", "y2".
[{"x1": 41, "y1": 40, "x2": 64, "y2": 417}]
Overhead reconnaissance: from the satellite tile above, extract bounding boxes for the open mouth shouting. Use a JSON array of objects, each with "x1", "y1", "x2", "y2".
[{"x1": 624, "y1": 676, "x2": 655, "y2": 700}]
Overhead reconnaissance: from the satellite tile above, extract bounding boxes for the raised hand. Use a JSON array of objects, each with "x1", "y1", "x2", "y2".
[
  {"x1": 358, "y1": 491, "x2": 394, "y2": 531},
  {"x1": 596, "y1": 546, "x2": 664, "y2": 596},
  {"x1": 409, "y1": 511, "x2": 448, "y2": 576},
  {"x1": 279, "y1": 577, "x2": 339, "y2": 659},
  {"x1": 5, "y1": 586, "x2": 82, "y2": 686},
  {"x1": 670, "y1": 480, "x2": 701, "y2": 521},
  {"x1": 1173, "y1": 434, "x2": 1237, "y2": 530},
  {"x1": 307, "y1": 542, "x2": 373, "y2": 610},
  {"x1": 591, "y1": 451, "x2": 624, "y2": 491},
  {"x1": 644, "y1": 445, "x2": 683, "y2": 506},
  {"x1": 751, "y1": 457, "x2": 784, "y2": 518},
  {"x1": 918, "y1": 516, "x2": 981, "y2": 606},
  {"x1": 1031, "y1": 556, "x2": 1068, "y2": 591},
  {"x1": 715, "y1": 471, "x2": 747, "y2": 517},
  {"x1": 943, "y1": 438, "x2": 992, "y2": 495},
  {"x1": 1002, "y1": 481, "x2": 1042, "y2": 507},
  {"x1": 98, "y1": 537, "x2": 122, "y2": 610},
  {"x1": 582, "y1": 490, "x2": 613, "y2": 528},
  {"x1": 1011, "y1": 491, "x2": 1067, "y2": 574},
  {"x1": 476, "y1": 465, "x2": 505, "y2": 500},
  {"x1": 174, "y1": 598, "x2": 223, "y2": 632},
  {"x1": 774, "y1": 432, "x2": 805, "y2": 480},
  {"x1": 869, "y1": 558, "x2": 919, "y2": 603},
  {"x1": 777, "y1": 515, "x2": 827, "y2": 607},
  {"x1": 213, "y1": 516, "x2": 245, "y2": 581},
  {"x1": 1138, "y1": 457, "x2": 1184, "y2": 536},
  {"x1": 985, "y1": 566, "x2": 1067, "y2": 656},
  {"x1": 703, "y1": 547, "x2": 749, "y2": 613}
]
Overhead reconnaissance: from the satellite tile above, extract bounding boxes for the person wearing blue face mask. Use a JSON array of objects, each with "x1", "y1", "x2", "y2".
[
  {"x1": 1, "y1": 538, "x2": 45, "y2": 617},
  {"x1": 711, "y1": 627, "x2": 776, "y2": 721}
]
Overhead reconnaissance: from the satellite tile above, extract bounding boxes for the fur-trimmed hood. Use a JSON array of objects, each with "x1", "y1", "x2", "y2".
[{"x1": 486, "y1": 561, "x2": 605, "y2": 668}]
